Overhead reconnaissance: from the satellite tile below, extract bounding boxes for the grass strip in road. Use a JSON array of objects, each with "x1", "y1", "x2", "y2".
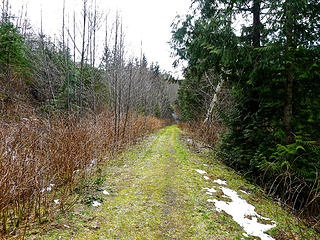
[{"x1": 28, "y1": 125, "x2": 319, "y2": 240}]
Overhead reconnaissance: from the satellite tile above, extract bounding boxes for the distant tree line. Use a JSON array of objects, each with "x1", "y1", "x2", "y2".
[{"x1": 0, "y1": 0, "x2": 174, "y2": 122}]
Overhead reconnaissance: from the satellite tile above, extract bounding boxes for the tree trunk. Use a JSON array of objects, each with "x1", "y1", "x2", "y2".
[
  {"x1": 122, "y1": 63, "x2": 133, "y2": 140},
  {"x1": 203, "y1": 79, "x2": 224, "y2": 124},
  {"x1": 113, "y1": 14, "x2": 119, "y2": 143},
  {"x1": 252, "y1": 0, "x2": 261, "y2": 48},
  {"x1": 284, "y1": 1, "x2": 294, "y2": 144},
  {"x1": 92, "y1": 0, "x2": 97, "y2": 112},
  {"x1": 79, "y1": 0, "x2": 87, "y2": 110},
  {"x1": 248, "y1": 0, "x2": 261, "y2": 114}
]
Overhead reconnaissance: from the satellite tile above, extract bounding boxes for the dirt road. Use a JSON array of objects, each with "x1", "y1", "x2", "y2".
[{"x1": 33, "y1": 126, "x2": 318, "y2": 240}]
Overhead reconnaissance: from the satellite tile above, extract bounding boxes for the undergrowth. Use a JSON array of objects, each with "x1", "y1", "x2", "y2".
[
  {"x1": 178, "y1": 120, "x2": 320, "y2": 233},
  {"x1": 0, "y1": 111, "x2": 167, "y2": 238}
]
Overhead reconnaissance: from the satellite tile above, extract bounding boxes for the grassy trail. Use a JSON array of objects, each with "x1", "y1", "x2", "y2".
[{"x1": 32, "y1": 126, "x2": 319, "y2": 240}]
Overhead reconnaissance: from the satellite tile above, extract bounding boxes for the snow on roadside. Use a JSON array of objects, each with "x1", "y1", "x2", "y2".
[
  {"x1": 195, "y1": 169, "x2": 207, "y2": 175},
  {"x1": 202, "y1": 187, "x2": 217, "y2": 195},
  {"x1": 92, "y1": 201, "x2": 101, "y2": 207},
  {"x1": 209, "y1": 186, "x2": 276, "y2": 240},
  {"x1": 197, "y1": 167, "x2": 276, "y2": 239},
  {"x1": 103, "y1": 190, "x2": 110, "y2": 195},
  {"x1": 240, "y1": 190, "x2": 248, "y2": 194},
  {"x1": 213, "y1": 179, "x2": 227, "y2": 185}
]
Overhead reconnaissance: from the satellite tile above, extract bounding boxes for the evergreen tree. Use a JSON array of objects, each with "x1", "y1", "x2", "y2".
[
  {"x1": 171, "y1": 0, "x2": 320, "y2": 214},
  {"x1": 0, "y1": 14, "x2": 28, "y2": 82}
]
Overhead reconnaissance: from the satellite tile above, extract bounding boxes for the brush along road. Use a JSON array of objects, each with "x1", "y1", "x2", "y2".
[{"x1": 34, "y1": 126, "x2": 319, "y2": 240}]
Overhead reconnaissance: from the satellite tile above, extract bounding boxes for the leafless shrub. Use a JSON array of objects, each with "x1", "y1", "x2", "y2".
[{"x1": 0, "y1": 112, "x2": 166, "y2": 235}]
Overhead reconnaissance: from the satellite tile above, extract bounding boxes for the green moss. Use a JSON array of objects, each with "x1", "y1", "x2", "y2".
[{"x1": 28, "y1": 125, "x2": 319, "y2": 240}]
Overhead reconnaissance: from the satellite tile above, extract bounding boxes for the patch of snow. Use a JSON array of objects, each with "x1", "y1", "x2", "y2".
[
  {"x1": 195, "y1": 169, "x2": 207, "y2": 175},
  {"x1": 210, "y1": 187, "x2": 276, "y2": 240},
  {"x1": 103, "y1": 190, "x2": 110, "y2": 195},
  {"x1": 203, "y1": 187, "x2": 217, "y2": 194},
  {"x1": 207, "y1": 199, "x2": 215, "y2": 203},
  {"x1": 41, "y1": 184, "x2": 55, "y2": 193},
  {"x1": 22, "y1": 117, "x2": 38, "y2": 122},
  {"x1": 243, "y1": 233, "x2": 249, "y2": 237},
  {"x1": 92, "y1": 201, "x2": 101, "y2": 207},
  {"x1": 54, "y1": 199, "x2": 60, "y2": 204},
  {"x1": 240, "y1": 190, "x2": 248, "y2": 194},
  {"x1": 90, "y1": 159, "x2": 98, "y2": 167},
  {"x1": 204, "y1": 176, "x2": 210, "y2": 180},
  {"x1": 213, "y1": 179, "x2": 227, "y2": 185}
]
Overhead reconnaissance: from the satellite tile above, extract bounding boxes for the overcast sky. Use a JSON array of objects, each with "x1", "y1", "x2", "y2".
[{"x1": 8, "y1": 0, "x2": 191, "y2": 78}]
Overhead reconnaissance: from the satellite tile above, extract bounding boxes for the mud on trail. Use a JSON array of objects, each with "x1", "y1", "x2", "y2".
[{"x1": 29, "y1": 126, "x2": 319, "y2": 240}]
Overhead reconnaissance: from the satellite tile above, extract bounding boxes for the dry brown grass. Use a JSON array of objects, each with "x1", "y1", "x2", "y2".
[
  {"x1": 178, "y1": 120, "x2": 227, "y2": 148},
  {"x1": 0, "y1": 111, "x2": 167, "y2": 236}
]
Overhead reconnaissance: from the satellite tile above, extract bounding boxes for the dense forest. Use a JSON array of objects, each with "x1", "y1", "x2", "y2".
[
  {"x1": 0, "y1": 0, "x2": 176, "y2": 235},
  {"x1": 171, "y1": 0, "x2": 319, "y2": 221}
]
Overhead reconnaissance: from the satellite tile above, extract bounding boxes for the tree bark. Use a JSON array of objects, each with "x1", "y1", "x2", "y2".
[
  {"x1": 113, "y1": 14, "x2": 119, "y2": 143},
  {"x1": 122, "y1": 63, "x2": 133, "y2": 140},
  {"x1": 92, "y1": 0, "x2": 97, "y2": 112},
  {"x1": 284, "y1": 1, "x2": 294, "y2": 144},
  {"x1": 252, "y1": 0, "x2": 261, "y2": 48},
  {"x1": 79, "y1": 0, "x2": 87, "y2": 110}
]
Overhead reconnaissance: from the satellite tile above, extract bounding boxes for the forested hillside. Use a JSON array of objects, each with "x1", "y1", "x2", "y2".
[
  {"x1": 0, "y1": 0, "x2": 176, "y2": 236},
  {"x1": 171, "y1": 0, "x2": 320, "y2": 223}
]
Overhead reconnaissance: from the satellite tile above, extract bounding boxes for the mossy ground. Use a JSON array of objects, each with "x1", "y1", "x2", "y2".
[{"x1": 26, "y1": 125, "x2": 319, "y2": 240}]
